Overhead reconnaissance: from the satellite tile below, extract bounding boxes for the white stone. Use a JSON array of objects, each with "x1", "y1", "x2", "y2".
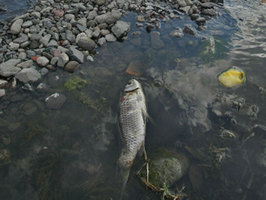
[{"x1": 37, "y1": 56, "x2": 50, "y2": 67}]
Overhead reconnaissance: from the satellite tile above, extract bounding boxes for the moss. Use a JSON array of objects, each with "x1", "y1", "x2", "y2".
[{"x1": 64, "y1": 76, "x2": 90, "y2": 91}]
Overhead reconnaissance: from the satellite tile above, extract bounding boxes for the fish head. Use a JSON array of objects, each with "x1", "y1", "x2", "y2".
[{"x1": 124, "y1": 79, "x2": 141, "y2": 93}]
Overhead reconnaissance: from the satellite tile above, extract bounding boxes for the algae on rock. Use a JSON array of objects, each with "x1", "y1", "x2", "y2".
[{"x1": 64, "y1": 76, "x2": 90, "y2": 91}]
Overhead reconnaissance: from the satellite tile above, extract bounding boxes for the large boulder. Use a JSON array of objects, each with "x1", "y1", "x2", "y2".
[{"x1": 111, "y1": 20, "x2": 130, "y2": 39}]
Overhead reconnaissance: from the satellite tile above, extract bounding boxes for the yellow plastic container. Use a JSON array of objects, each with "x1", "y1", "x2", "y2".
[{"x1": 218, "y1": 67, "x2": 245, "y2": 88}]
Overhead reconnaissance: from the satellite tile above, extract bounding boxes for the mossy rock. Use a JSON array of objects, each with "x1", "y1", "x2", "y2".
[
  {"x1": 64, "y1": 76, "x2": 90, "y2": 91},
  {"x1": 142, "y1": 148, "x2": 189, "y2": 188}
]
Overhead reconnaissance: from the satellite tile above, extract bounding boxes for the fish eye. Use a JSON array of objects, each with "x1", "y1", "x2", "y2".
[{"x1": 127, "y1": 81, "x2": 132, "y2": 85}]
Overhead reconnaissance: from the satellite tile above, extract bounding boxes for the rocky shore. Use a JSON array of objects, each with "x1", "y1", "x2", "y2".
[{"x1": 0, "y1": 0, "x2": 222, "y2": 98}]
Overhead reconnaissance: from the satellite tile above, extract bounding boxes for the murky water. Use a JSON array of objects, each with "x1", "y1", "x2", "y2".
[{"x1": 1, "y1": 0, "x2": 266, "y2": 200}]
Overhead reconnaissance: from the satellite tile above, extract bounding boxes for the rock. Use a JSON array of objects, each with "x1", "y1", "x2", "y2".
[
  {"x1": 111, "y1": 20, "x2": 130, "y2": 39},
  {"x1": 183, "y1": 24, "x2": 197, "y2": 35},
  {"x1": 98, "y1": 37, "x2": 106, "y2": 46},
  {"x1": 16, "y1": 60, "x2": 33, "y2": 68},
  {"x1": 0, "y1": 89, "x2": 5, "y2": 98},
  {"x1": 53, "y1": 9, "x2": 64, "y2": 17},
  {"x1": 105, "y1": 34, "x2": 117, "y2": 42},
  {"x1": 177, "y1": 0, "x2": 187, "y2": 7},
  {"x1": 22, "y1": 21, "x2": 33, "y2": 28},
  {"x1": 64, "y1": 61, "x2": 79, "y2": 72},
  {"x1": 88, "y1": 10, "x2": 97, "y2": 20},
  {"x1": 40, "y1": 34, "x2": 51, "y2": 47},
  {"x1": 36, "y1": 56, "x2": 50, "y2": 67},
  {"x1": 0, "y1": 80, "x2": 8, "y2": 88},
  {"x1": 92, "y1": 29, "x2": 101, "y2": 38},
  {"x1": 142, "y1": 149, "x2": 189, "y2": 188},
  {"x1": 179, "y1": 6, "x2": 191, "y2": 14},
  {"x1": 196, "y1": 17, "x2": 206, "y2": 25},
  {"x1": 101, "y1": 29, "x2": 110, "y2": 36},
  {"x1": 68, "y1": 46, "x2": 84, "y2": 63},
  {"x1": 30, "y1": 34, "x2": 41, "y2": 41},
  {"x1": 45, "y1": 93, "x2": 66, "y2": 109},
  {"x1": 15, "y1": 68, "x2": 41, "y2": 83},
  {"x1": 10, "y1": 19, "x2": 23, "y2": 34},
  {"x1": 9, "y1": 42, "x2": 20, "y2": 50},
  {"x1": 151, "y1": 32, "x2": 164, "y2": 49},
  {"x1": 137, "y1": 15, "x2": 145, "y2": 22},
  {"x1": 170, "y1": 28, "x2": 184, "y2": 38},
  {"x1": 31, "y1": 12, "x2": 41, "y2": 18},
  {"x1": 57, "y1": 53, "x2": 69, "y2": 68},
  {"x1": 77, "y1": 36, "x2": 97, "y2": 51},
  {"x1": 96, "y1": 0, "x2": 105, "y2": 6},
  {"x1": 0, "y1": 59, "x2": 21, "y2": 77},
  {"x1": 40, "y1": 68, "x2": 49, "y2": 76},
  {"x1": 66, "y1": 30, "x2": 76, "y2": 43},
  {"x1": 201, "y1": 9, "x2": 217, "y2": 16},
  {"x1": 13, "y1": 34, "x2": 28, "y2": 43}
]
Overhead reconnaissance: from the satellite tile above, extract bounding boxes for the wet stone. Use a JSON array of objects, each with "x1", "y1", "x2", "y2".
[
  {"x1": 15, "y1": 68, "x2": 41, "y2": 83},
  {"x1": 0, "y1": 59, "x2": 21, "y2": 77},
  {"x1": 16, "y1": 60, "x2": 33, "y2": 68},
  {"x1": 37, "y1": 56, "x2": 49, "y2": 67},
  {"x1": 183, "y1": 24, "x2": 197, "y2": 35},
  {"x1": 57, "y1": 53, "x2": 69, "y2": 68},
  {"x1": 105, "y1": 34, "x2": 117, "y2": 42},
  {"x1": 111, "y1": 20, "x2": 130, "y2": 39},
  {"x1": 170, "y1": 28, "x2": 184, "y2": 38},
  {"x1": 68, "y1": 46, "x2": 84, "y2": 63},
  {"x1": 77, "y1": 36, "x2": 96, "y2": 51},
  {"x1": 45, "y1": 93, "x2": 66, "y2": 109},
  {"x1": 64, "y1": 61, "x2": 79, "y2": 73}
]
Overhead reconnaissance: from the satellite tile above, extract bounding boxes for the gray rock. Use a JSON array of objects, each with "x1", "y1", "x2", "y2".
[
  {"x1": 68, "y1": 46, "x2": 84, "y2": 63},
  {"x1": 92, "y1": 29, "x2": 101, "y2": 38},
  {"x1": 170, "y1": 28, "x2": 184, "y2": 38},
  {"x1": 40, "y1": 68, "x2": 49, "y2": 76},
  {"x1": 183, "y1": 24, "x2": 197, "y2": 35},
  {"x1": 10, "y1": 19, "x2": 23, "y2": 34},
  {"x1": 0, "y1": 59, "x2": 21, "y2": 77},
  {"x1": 177, "y1": 0, "x2": 187, "y2": 7},
  {"x1": 66, "y1": 30, "x2": 76, "y2": 43},
  {"x1": 98, "y1": 37, "x2": 106, "y2": 46},
  {"x1": 64, "y1": 61, "x2": 79, "y2": 72},
  {"x1": 51, "y1": 57, "x2": 59, "y2": 66},
  {"x1": 15, "y1": 68, "x2": 41, "y2": 83},
  {"x1": 30, "y1": 34, "x2": 41, "y2": 41},
  {"x1": 13, "y1": 34, "x2": 28, "y2": 43},
  {"x1": 0, "y1": 80, "x2": 8, "y2": 88},
  {"x1": 96, "y1": 0, "x2": 105, "y2": 6},
  {"x1": 88, "y1": 10, "x2": 97, "y2": 20},
  {"x1": 95, "y1": 10, "x2": 122, "y2": 25},
  {"x1": 45, "y1": 93, "x2": 66, "y2": 109},
  {"x1": 77, "y1": 36, "x2": 96, "y2": 51},
  {"x1": 40, "y1": 34, "x2": 51, "y2": 47},
  {"x1": 37, "y1": 56, "x2": 49, "y2": 67},
  {"x1": 111, "y1": 20, "x2": 130, "y2": 39},
  {"x1": 22, "y1": 21, "x2": 33, "y2": 28},
  {"x1": 0, "y1": 89, "x2": 5, "y2": 98},
  {"x1": 77, "y1": 24, "x2": 86, "y2": 32},
  {"x1": 196, "y1": 17, "x2": 206, "y2": 25},
  {"x1": 179, "y1": 6, "x2": 191, "y2": 14},
  {"x1": 105, "y1": 34, "x2": 117, "y2": 42},
  {"x1": 9, "y1": 42, "x2": 20, "y2": 50},
  {"x1": 16, "y1": 60, "x2": 33, "y2": 68},
  {"x1": 31, "y1": 12, "x2": 41, "y2": 18},
  {"x1": 20, "y1": 41, "x2": 30, "y2": 48},
  {"x1": 57, "y1": 53, "x2": 69, "y2": 68},
  {"x1": 26, "y1": 50, "x2": 36, "y2": 58},
  {"x1": 201, "y1": 9, "x2": 217, "y2": 16},
  {"x1": 47, "y1": 40, "x2": 58, "y2": 47}
]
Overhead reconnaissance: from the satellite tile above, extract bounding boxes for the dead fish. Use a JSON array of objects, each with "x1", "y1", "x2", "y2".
[{"x1": 117, "y1": 79, "x2": 147, "y2": 196}]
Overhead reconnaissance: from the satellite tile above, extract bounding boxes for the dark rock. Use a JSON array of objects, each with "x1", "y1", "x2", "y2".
[
  {"x1": 77, "y1": 36, "x2": 97, "y2": 51},
  {"x1": 68, "y1": 46, "x2": 84, "y2": 63},
  {"x1": 201, "y1": 8, "x2": 217, "y2": 16},
  {"x1": 183, "y1": 24, "x2": 197, "y2": 35},
  {"x1": 64, "y1": 61, "x2": 79, "y2": 72},
  {"x1": 111, "y1": 20, "x2": 130, "y2": 39},
  {"x1": 45, "y1": 93, "x2": 66, "y2": 109}
]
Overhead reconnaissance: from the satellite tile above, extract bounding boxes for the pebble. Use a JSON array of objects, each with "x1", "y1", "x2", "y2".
[
  {"x1": 0, "y1": 80, "x2": 8, "y2": 88},
  {"x1": 64, "y1": 61, "x2": 79, "y2": 72},
  {"x1": 16, "y1": 60, "x2": 33, "y2": 68},
  {"x1": 0, "y1": 59, "x2": 21, "y2": 77},
  {"x1": 9, "y1": 42, "x2": 20, "y2": 51},
  {"x1": 0, "y1": 89, "x2": 5, "y2": 98},
  {"x1": 105, "y1": 34, "x2": 117, "y2": 42},
  {"x1": 37, "y1": 56, "x2": 50, "y2": 67},
  {"x1": 98, "y1": 37, "x2": 106, "y2": 46},
  {"x1": 111, "y1": 20, "x2": 130, "y2": 39},
  {"x1": 183, "y1": 24, "x2": 197, "y2": 35},
  {"x1": 15, "y1": 68, "x2": 41, "y2": 83},
  {"x1": 10, "y1": 19, "x2": 23, "y2": 34},
  {"x1": 22, "y1": 21, "x2": 33, "y2": 28},
  {"x1": 57, "y1": 53, "x2": 69, "y2": 67},
  {"x1": 45, "y1": 93, "x2": 66, "y2": 109},
  {"x1": 77, "y1": 36, "x2": 97, "y2": 51}
]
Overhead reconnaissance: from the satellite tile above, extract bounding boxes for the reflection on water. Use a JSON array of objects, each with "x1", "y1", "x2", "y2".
[{"x1": 1, "y1": 2, "x2": 266, "y2": 200}]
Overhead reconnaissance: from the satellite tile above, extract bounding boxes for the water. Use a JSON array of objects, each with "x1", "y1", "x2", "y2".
[{"x1": 0, "y1": 0, "x2": 266, "y2": 200}]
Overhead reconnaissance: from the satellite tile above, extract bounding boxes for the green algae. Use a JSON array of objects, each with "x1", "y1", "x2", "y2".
[{"x1": 64, "y1": 76, "x2": 90, "y2": 91}]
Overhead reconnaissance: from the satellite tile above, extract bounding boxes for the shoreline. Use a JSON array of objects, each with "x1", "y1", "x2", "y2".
[{"x1": 0, "y1": 0, "x2": 222, "y2": 98}]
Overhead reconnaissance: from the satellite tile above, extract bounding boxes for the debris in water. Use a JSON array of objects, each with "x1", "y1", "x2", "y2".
[{"x1": 218, "y1": 67, "x2": 245, "y2": 88}]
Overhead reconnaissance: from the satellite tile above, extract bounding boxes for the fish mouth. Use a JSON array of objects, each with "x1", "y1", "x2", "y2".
[{"x1": 124, "y1": 87, "x2": 139, "y2": 93}]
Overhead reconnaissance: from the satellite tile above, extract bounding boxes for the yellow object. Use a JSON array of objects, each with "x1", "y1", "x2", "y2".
[{"x1": 218, "y1": 67, "x2": 245, "y2": 87}]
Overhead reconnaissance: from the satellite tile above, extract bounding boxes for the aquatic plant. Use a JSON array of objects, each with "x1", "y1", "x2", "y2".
[{"x1": 64, "y1": 76, "x2": 90, "y2": 91}]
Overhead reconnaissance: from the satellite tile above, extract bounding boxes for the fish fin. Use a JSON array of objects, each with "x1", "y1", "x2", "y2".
[
  {"x1": 138, "y1": 143, "x2": 148, "y2": 162},
  {"x1": 142, "y1": 109, "x2": 155, "y2": 125}
]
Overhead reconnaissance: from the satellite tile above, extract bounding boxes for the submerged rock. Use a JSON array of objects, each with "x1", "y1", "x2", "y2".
[
  {"x1": 142, "y1": 149, "x2": 189, "y2": 188},
  {"x1": 45, "y1": 93, "x2": 66, "y2": 109}
]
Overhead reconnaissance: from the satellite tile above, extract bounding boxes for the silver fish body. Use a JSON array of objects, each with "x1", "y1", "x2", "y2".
[{"x1": 117, "y1": 79, "x2": 147, "y2": 188}]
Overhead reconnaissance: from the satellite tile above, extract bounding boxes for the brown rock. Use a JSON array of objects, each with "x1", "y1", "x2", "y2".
[{"x1": 64, "y1": 61, "x2": 80, "y2": 73}]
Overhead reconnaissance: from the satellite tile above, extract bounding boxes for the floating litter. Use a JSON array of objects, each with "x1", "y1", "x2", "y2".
[{"x1": 218, "y1": 66, "x2": 245, "y2": 88}]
